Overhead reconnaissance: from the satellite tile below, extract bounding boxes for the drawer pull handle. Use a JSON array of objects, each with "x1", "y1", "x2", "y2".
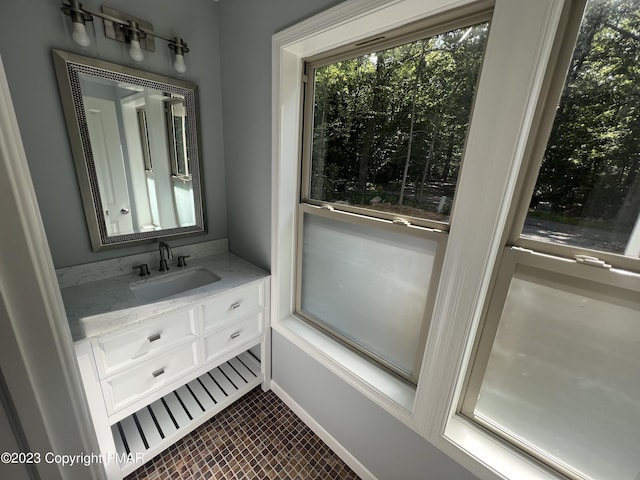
[
  {"x1": 152, "y1": 368, "x2": 165, "y2": 378},
  {"x1": 230, "y1": 331, "x2": 241, "y2": 339},
  {"x1": 148, "y1": 333, "x2": 162, "y2": 343},
  {"x1": 230, "y1": 302, "x2": 241, "y2": 310}
]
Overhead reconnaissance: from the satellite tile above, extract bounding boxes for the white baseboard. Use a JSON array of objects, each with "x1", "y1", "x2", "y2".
[{"x1": 271, "y1": 381, "x2": 377, "y2": 480}]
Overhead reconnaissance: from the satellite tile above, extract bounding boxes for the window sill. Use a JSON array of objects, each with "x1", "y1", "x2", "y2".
[
  {"x1": 272, "y1": 322, "x2": 566, "y2": 480},
  {"x1": 273, "y1": 315, "x2": 418, "y2": 430},
  {"x1": 432, "y1": 414, "x2": 563, "y2": 480}
]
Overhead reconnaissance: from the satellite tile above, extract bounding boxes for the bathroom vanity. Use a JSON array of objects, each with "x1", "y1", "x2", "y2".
[
  {"x1": 60, "y1": 249, "x2": 270, "y2": 478},
  {"x1": 51, "y1": 36, "x2": 272, "y2": 479}
]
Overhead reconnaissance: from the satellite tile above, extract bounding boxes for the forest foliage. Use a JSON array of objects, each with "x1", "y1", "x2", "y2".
[
  {"x1": 535, "y1": 0, "x2": 640, "y2": 232},
  {"x1": 309, "y1": 0, "x2": 640, "y2": 237}
]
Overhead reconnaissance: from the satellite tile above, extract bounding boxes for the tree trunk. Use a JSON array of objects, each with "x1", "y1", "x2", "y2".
[
  {"x1": 357, "y1": 52, "x2": 386, "y2": 201},
  {"x1": 399, "y1": 84, "x2": 418, "y2": 205},
  {"x1": 615, "y1": 160, "x2": 640, "y2": 228},
  {"x1": 399, "y1": 44, "x2": 426, "y2": 206},
  {"x1": 417, "y1": 124, "x2": 438, "y2": 203},
  {"x1": 441, "y1": 140, "x2": 453, "y2": 182},
  {"x1": 311, "y1": 109, "x2": 327, "y2": 200}
]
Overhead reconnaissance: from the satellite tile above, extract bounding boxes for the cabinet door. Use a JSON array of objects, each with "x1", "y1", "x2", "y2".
[{"x1": 92, "y1": 308, "x2": 196, "y2": 379}]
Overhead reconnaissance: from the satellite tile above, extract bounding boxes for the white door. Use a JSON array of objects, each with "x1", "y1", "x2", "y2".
[
  {"x1": 1, "y1": 54, "x2": 104, "y2": 480},
  {"x1": 83, "y1": 96, "x2": 134, "y2": 235},
  {"x1": 0, "y1": 389, "x2": 31, "y2": 480}
]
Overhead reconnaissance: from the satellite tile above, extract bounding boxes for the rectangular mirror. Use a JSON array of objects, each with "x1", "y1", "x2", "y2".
[{"x1": 52, "y1": 49, "x2": 205, "y2": 251}]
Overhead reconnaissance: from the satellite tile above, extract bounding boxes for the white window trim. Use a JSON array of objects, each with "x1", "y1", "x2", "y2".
[{"x1": 271, "y1": 0, "x2": 573, "y2": 479}]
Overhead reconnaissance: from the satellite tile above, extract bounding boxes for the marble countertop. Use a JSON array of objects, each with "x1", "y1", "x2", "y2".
[{"x1": 61, "y1": 252, "x2": 269, "y2": 342}]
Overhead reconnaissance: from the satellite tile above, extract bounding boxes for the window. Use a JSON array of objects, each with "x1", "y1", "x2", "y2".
[
  {"x1": 520, "y1": 0, "x2": 640, "y2": 260},
  {"x1": 276, "y1": 0, "x2": 619, "y2": 479},
  {"x1": 296, "y1": 12, "x2": 490, "y2": 384},
  {"x1": 463, "y1": 1, "x2": 640, "y2": 479},
  {"x1": 165, "y1": 97, "x2": 191, "y2": 180},
  {"x1": 164, "y1": 96, "x2": 196, "y2": 227},
  {"x1": 303, "y1": 14, "x2": 490, "y2": 229}
]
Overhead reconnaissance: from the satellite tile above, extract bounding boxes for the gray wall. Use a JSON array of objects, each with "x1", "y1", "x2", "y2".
[
  {"x1": 218, "y1": 1, "x2": 479, "y2": 478},
  {"x1": 0, "y1": 0, "x2": 226, "y2": 268},
  {"x1": 273, "y1": 333, "x2": 478, "y2": 480},
  {"x1": 219, "y1": 0, "x2": 348, "y2": 270}
]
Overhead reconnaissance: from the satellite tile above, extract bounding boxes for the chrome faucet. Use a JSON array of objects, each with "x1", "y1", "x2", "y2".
[{"x1": 158, "y1": 241, "x2": 174, "y2": 271}]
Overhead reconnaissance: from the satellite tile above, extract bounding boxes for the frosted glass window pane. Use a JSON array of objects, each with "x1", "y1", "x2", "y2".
[
  {"x1": 300, "y1": 213, "x2": 438, "y2": 377},
  {"x1": 475, "y1": 266, "x2": 640, "y2": 480}
]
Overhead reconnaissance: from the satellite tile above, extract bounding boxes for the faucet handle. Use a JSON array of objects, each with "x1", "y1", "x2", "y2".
[
  {"x1": 133, "y1": 264, "x2": 150, "y2": 277},
  {"x1": 177, "y1": 255, "x2": 190, "y2": 268}
]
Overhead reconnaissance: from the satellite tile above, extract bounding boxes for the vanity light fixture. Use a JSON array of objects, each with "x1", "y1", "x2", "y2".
[{"x1": 61, "y1": 0, "x2": 190, "y2": 73}]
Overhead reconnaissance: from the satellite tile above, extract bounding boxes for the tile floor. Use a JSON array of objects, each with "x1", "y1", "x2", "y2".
[{"x1": 125, "y1": 387, "x2": 360, "y2": 479}]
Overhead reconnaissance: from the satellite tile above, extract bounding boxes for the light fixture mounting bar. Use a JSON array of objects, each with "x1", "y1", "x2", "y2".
[{"x1": 101, "y1": 6, "x2": 155, "y2": 52}]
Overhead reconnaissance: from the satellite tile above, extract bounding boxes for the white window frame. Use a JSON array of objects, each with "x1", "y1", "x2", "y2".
[
  {"x1": 456, "y1": 0, "x2": 640, "y2": 476},
  {"x1": 295, "y1": 12, "x2": 490, "y2": 384},
  {"x1": 272, "y1": 0, "x2": 578, "y2": 479}
]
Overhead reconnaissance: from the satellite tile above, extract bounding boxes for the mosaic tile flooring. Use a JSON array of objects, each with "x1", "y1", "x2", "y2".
[{"x1": 125, "y1": 387, "x2": 360, "y2": 479}]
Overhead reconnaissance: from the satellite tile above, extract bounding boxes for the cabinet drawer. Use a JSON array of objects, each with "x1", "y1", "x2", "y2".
[
  {"x1": 201, "y1": 282, "x2": 263, "y2": 331},
  {"x1": 92, "y1": 308, "x2": 196, "y2": 379},
  {"x1": 101, "y1": 342, "x2": 198, "y2": 415},
  {"x1": 203, "y1": 313, "x2": 262, "y2": 363}
]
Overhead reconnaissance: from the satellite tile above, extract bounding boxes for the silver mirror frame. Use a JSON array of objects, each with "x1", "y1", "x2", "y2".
[{"x1": 52, "y1": 49, "x2": 206, "y2": 251}]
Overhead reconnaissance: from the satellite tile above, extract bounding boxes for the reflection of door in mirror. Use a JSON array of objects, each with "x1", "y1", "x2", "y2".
[
  {"x1": 82, "y1": 97, "x2": 134, "y2": 235},
  {"x1": 80, "y1": 73, "x2": 189, "y2": 235}
]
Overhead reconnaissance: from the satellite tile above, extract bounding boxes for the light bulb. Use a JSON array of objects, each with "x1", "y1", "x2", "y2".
[
  {"x1": 173, "y1": 53, "x2": 186, "y2": 73},
  {"x1": 129, "y1": 39, "x2": 144, "y2": 62},
  {"x1": 72, "y1": 21, "x2": 91, "y2": 47}
]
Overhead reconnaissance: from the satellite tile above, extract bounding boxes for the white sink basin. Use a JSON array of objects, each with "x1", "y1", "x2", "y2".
[{"x1": 130, "y1": 267, "x2": 221, "y2": 302}]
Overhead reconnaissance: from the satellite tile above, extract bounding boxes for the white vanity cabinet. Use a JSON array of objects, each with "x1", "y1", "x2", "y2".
[{"x1": 74, "y1": 277, "x2": 270, "y2": 479}]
